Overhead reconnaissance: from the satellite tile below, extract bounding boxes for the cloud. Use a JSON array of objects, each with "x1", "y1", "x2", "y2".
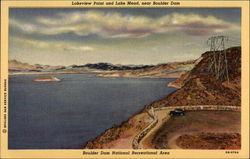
[
  {"x1": 12, "y1": 37, "x2": 95, "y2": 52},
  {"x1": 10, "y1": 11, "x2": 240, "y2": 38},
  {"x1": 10, "y1": 19, "x2": 37, "y2": 34},
  {"x1": 64, "y1": 46, "x2": 94, "y2": 52}
]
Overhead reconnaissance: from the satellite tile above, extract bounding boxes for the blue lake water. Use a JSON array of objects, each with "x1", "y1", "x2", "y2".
[{"x1": 8, "y1": 74, "x2": 177, "y2": 149}]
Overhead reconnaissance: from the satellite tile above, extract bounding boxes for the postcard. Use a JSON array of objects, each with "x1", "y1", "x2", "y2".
[{"x1": 0, "y1": 0, "x2": 249, "y2": 158}]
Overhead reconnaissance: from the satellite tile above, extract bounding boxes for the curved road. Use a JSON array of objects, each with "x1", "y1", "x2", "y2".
[{"x1": 132, "y1": 105, "x2": 240, "y2": 149}]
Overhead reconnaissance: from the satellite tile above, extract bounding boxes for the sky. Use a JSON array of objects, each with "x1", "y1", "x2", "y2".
[{"x1": 9, "y1": 8, "x2": 241, "y2": 66}]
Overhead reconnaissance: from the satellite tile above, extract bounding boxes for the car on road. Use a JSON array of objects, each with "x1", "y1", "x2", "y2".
[{"x1": 169, "y1": 109, "x2": 185, "y2": 116}]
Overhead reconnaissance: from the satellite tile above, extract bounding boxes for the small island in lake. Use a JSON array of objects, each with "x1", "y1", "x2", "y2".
[{"x1": 34, "y1": 76, "x2": 60, "y2": 82}]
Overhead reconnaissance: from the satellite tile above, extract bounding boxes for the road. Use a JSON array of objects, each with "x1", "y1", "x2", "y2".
[
  {"x1": 140, "y1": 109, "x2": 170, "y2": 149},
  {"x1": 132, "y1": 105, "x2": 240, "y2": 149}
]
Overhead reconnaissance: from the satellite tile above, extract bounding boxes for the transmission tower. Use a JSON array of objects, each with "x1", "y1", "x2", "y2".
[{"x1": 207, "y1": 35, "x2": 230, "y2": 83}]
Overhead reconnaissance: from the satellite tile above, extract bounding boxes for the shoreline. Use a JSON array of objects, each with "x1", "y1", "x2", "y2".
[{"x1": 8, "y1": 71, "x2": 182, "y2": 82}]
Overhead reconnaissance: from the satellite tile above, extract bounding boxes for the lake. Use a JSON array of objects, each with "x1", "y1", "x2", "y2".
[{"x1": 8, "y1": 74, "x2": 177, "y2": 149}]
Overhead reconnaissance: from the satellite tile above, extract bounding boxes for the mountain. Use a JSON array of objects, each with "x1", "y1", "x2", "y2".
[
  {"x1": 9, "y1": 60, "x2": 37, "y2": 72},
  {"x1": 97, "y1": 60, "x2": 195, "y2": 78},
  {"x1": 84, "y1": 63, "x2": 153, "y2": 70},
  {"x1": 9, "y1": 60, "x2": 65, "y2": 72}
]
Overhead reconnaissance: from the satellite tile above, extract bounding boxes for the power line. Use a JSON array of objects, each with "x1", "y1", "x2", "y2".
[{"x1": 207, "y1": 35, "x2": 230, "y2": 83}]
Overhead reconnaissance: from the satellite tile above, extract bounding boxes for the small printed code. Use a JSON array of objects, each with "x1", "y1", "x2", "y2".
[{"x1": 225, "y1": 151, "x2": 239, "y2": 154}]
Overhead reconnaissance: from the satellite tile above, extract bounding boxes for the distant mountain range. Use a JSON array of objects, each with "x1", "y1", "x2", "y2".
[
  {"x1": 9, "y1": 60, "x2": 65, "y2": 72},
  {"x1": 97, "y1": 60, "x2": 195, "y2": 78},
  {"x1": 69, "y1": 63, "x2": 154, "y2": 71},
  {"x1": 8, "y1": 60, "x2": 154, "y2": 73},
  {"x1": 8, "y1": 59, "x2": 196, "y2": 78}
]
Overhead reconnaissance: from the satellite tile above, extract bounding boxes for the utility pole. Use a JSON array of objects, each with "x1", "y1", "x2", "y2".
[{"x1": 207, "y1": 36, "x2": 230, "y2": 83}]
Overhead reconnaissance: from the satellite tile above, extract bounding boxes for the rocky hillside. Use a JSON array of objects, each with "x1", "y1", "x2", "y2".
[
  {"x1": 97, "y1": 60, "x2": 195, "y2": 78},
  {"x1": 150, "y1": 46, "x2": 241, "y2": 108}
]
